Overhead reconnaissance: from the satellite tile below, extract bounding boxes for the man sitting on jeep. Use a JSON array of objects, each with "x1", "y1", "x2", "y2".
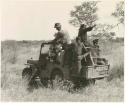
[
  {"x1": 92, "y1": 39, "x2": 107, "y2": 65},
  {"x1": 44, "y1": 23, "x2": 71, "y2": 63},
  {"x1": 92, "y1": 39, "x2": 100, "y2": 57}
]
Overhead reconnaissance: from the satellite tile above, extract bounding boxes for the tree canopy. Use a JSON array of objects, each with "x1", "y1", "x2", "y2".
[
  {"x1": 112, "y1": 1, "x2": 124, "y2": 24},
  {"x1": 69, "y1": 1, "x2": 99, "y2": 27},
  {"x1": 69, "y1": 1, "x2": 123, "y2": 39}
]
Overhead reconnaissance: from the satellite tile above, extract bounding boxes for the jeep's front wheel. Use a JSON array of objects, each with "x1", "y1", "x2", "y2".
[
  {"x1": 51, "y1": 69, "x2": 63, "y2": 81},
  {"x1": 88, "y1": 79, "x2": 95, "y2": 85},
  {"x1": 50, "y1": 69, "x2": 63, "y2": 89},
  {"x1": 22, "y1": 68, "x2": 32, "y2": 81}
]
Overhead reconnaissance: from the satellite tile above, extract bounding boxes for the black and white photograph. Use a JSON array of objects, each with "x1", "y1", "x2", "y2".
[{"x1": 1, "y1": 0, "x2": 124, "y2": 102}]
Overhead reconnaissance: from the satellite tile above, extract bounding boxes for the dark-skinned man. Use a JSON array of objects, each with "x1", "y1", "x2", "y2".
[{"x1": 78, "y1": 24, "x2": 96, "y2": 46}]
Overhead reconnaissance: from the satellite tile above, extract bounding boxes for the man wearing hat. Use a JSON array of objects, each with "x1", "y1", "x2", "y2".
[
  {"x1": 78, "y1": 24, "x2": 96, "y2": 46},
  {"x1": 46, "y1": 23, "x2": 70, "y2": 63}
]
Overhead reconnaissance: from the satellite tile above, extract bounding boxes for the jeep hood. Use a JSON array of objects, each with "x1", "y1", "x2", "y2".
[{"x1": 27, "y1": 60, "x2": 39, "y2": 65}]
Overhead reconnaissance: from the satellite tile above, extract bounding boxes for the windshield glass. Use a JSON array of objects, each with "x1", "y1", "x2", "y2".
[{"x1": 41, "y1": 44, "x2": 50, "y2": 54}]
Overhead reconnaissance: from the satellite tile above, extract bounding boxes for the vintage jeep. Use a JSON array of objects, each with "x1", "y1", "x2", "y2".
[{"x1": 22, "y1": 42, "x2": 110, "y2": 87}]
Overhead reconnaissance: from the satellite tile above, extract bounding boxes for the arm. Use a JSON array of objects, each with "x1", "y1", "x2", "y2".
[
  {"x1": 85, "y1": 25, "x2": 96, "y2": 31},
  {"x1": 78, "y1": 52, "x2": 90, "y2": 60},
  {"x1": 53, "y1": 32, "x2": 64, "y2": 44},
  {"x1": 81, "y1": 43, "x2": 89, "y2": 52},
  {"x1": 42, "y1": 40, "x2": 58, "y2": 46}
]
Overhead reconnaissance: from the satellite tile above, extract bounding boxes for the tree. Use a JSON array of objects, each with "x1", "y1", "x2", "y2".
[
  {"x1": 90, "y1": 24, "x2": 114, "y2": 40},
  {"x1": 69, "y1": 1, "x2": 117, "y2": 40},
  {"x1": 112, "y1": 1, "x2": 124, "y2": 24},
  {"x1": 69, "y1": 1, "x2": 99, "y2": 27}
]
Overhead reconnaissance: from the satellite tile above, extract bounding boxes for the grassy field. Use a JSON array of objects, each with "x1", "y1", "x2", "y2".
[{"x1": 1, "y1": 39, "x2": 124, "y2": 102}]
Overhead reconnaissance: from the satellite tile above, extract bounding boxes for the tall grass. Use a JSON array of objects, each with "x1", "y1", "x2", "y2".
[{"x1": 1, "y1": 40, "x2": 124, "y2": 101}]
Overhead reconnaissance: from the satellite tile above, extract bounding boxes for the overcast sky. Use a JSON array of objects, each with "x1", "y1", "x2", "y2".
[{"x1": 1, "y1": 0, "x2": 124, "y2": 40}]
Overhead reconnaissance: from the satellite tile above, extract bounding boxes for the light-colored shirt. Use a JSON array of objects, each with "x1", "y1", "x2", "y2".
[{"x1": 54, "y1": 30, "x2": 71, "y2": 44}]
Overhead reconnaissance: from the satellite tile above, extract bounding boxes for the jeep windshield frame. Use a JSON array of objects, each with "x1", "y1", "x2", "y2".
[{"x1": 40, "y1": 43, "x2": 51, "y2": 55}]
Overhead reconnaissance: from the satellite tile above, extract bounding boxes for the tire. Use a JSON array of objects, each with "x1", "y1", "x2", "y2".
[
  {"x1": 73, "y1": 77, "x2": 88, "y2": 88},
  {"x1": 22, "y1": 68, "x2": 32, "y2": 81},
  {"x1": 51, "y1": 69, "x2": 63, "y2": 89},
  {"x1": 51, "y1": 69, "x2": 63, "y2": 81},
  {"x1": 88, "y1": 79, "x2": 95, "y2": 85},
  {"x1": 40, "y1": 78, "x2": 48, "y2": 87},
  {"x1": 74, "y1": 78, "x2": 95, "y2": 88},
  {"x1": 22, "y1": 68, "x2": 42, "y2": 91}
]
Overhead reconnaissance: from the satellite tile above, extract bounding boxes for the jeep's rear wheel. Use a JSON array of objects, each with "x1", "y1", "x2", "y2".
[{"x1": 88, "y1": 79, "x2": 95, "y2": 85}]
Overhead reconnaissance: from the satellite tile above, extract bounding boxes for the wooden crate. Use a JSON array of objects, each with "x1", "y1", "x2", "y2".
[{"x1": 82, "y1": 65, "x2": 110, "y2": 79}]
